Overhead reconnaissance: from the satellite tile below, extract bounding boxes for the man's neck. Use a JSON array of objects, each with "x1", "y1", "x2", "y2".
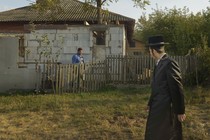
[{"x1": 156, "y1": 53, "x2": 166, "y2": 60}]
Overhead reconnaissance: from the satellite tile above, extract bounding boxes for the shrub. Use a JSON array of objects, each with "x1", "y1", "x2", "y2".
[{"x1": 197, "y1": 48, "x2": 210, "y2": 86}]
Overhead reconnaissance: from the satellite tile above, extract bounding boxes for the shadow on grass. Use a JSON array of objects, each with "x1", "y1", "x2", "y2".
[
  {"x1": 0, "y1": 89, "x2": 56, "y2": 97},
  {"x1": 0, "y1": 84, "x2": 151, "y2": 97},
  {"x1": 96, "y1": 85, "x2": 151, "y2": 95}
]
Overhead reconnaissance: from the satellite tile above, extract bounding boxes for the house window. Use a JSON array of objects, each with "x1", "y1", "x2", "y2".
[
  {"x1": 73, "y1": 34, "x2": 78, "y2": 41},
  {"x1": 130, "y1": 40, "x2": 136, "y2": 48},
  {"x1": 93, "y1": 31, "x2": 106, "y2": 45},
  {"x1": 19, "y1": 37, "x2": 25, "y2": 58},
  {"x1": 133, "y1": 52, "x2": 142, "y2": 55}
]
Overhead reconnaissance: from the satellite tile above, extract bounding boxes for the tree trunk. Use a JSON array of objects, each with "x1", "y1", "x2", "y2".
[{"x1": 97, "y1": 0, "x2": 102, "y2": 24}]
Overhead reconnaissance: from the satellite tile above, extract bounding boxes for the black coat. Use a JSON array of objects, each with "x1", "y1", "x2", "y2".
[{"x1": 145, "y1": 55, "x2": 185, "y2": 140}]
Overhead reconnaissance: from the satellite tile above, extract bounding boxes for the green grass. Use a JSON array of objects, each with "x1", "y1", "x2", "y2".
[{"x1": 0, "y1": 86, "x2": 209, "y2": 140}]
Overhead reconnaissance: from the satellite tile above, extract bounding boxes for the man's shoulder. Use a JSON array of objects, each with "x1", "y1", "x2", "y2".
[
  {"x1": 166, "y1": 57, "x2": 180, "y2": 68},
  {"x1": 168, "y1": 57, "x2": 178, "y2": 63},
  {"x1": 162, "y1": 56, "x2": 171, "y2": 63},
  {"x1": 163, "y1": 55, "x2": 177, "y2": 63},
  {"x1": 72, "y1": 54, "x2": 78, "y2": 57},
  {"x1": 161, "y1": 56, "x2": 178, "y2": 67}
]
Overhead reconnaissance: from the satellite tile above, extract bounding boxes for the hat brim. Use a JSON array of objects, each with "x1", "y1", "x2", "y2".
[{"x1": 148, "y1": 42, "x2": 169, "y2": 46}]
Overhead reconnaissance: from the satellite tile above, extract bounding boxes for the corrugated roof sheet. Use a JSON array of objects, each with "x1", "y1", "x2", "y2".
[{"x1": 0, "y1": 0, "x2": 135, "y2": 22}]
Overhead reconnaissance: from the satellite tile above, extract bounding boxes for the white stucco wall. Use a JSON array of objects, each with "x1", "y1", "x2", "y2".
[
  {"x1": 0, "y1": 37, "x2": 38, "y2": 93},
  {"x1": 24, "y1": 25, "x2": 126, "y2": 63}
]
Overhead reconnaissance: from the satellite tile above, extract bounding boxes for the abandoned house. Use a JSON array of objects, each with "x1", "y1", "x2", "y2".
[
  {"x1": 0, "y1": 0, "x2": 136, "y2": 92},
  {"x1": 127, "y1": 39, "x2": 146, "y2": 55}
]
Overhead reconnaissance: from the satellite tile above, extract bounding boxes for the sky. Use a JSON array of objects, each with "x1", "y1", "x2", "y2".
[{"x1": 0, "y1": 0, "x2": 209, "y2": 21}]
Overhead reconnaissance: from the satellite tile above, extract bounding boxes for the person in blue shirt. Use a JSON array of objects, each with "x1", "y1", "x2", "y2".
[{"x1": 72, "y1": 48, "x2": 84, "y2": 64}]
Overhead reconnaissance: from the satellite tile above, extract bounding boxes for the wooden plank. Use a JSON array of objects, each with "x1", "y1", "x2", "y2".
[
  {"x1": 71, "y1": 64, "x2": 74, "y2": 93},
  {"x1": 81, "y1": 63, "x2": 85, "y2": 92},
  {"x1": 42, "y1": 61, "x2": 45, "y2": 90},
  {"x1": 63, "y1": 65, "x2": 68, "y2": 93},
  {"x1": 66, "y1": 64, "x2": 70, "y2": 93},
  {"x1": 55, "y1": 64, "x2": 59, "y2": 94},
  {"x1": 73, "y1": 65, "x2": 78, "y2": 93},
  {"x1": 58, "y1": 65, "x2": 62, "y2": 94}
]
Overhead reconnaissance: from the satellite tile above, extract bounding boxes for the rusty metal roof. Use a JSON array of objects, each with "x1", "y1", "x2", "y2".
[{"x1": 0, "y1": 0, "x2": 135, "y2": 23}]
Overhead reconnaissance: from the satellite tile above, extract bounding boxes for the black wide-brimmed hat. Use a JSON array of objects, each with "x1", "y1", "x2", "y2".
[{"x1": 147, "y1": 35, "x2": 169, "y2": 47}]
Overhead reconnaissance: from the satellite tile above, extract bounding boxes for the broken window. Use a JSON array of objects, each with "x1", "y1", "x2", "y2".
[
  {"x1": 93, "y1": 31, "x2": 106, "y2": 45},
  {"x1": 19, "y1": 37, "x2": 25, "y2": 58},
  {"x1": 73, "y1": 33, "x2": 78, "y2": 41}
]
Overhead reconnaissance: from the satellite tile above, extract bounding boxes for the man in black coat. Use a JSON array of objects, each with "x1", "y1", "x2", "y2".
[{"x1": 145, "y1": 35, "x2": 186, "y2": 140}]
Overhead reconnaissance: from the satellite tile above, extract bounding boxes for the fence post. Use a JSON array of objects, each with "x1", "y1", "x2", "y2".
[{"x1": 55, "y1": 64, "x2": 60, "y2": 94}]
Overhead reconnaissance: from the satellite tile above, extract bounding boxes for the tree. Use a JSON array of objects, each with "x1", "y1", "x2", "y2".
[
  {"x1": 202, "y1": 7, "x2": 210, "y2": 48},
  {"x1": 135, "y1": 7, "x2": 210, "y2": 55},
  {"x1": 135, "y1": 7, "x2": 210, "y2": 86},
  {"x1": 30, "y1": 0, "x2": 149, "y2": 24},
  {"x1": 82, "y1": 0, "x2": 149, "y2": 24}
]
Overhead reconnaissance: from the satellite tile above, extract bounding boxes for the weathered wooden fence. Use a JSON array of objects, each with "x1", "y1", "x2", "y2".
[
  {"x1": 105, "y1": 55, "x2": 154, "y2": 84},
  {"x1": 41, "y1": 61, "x2": 106, "y2": 93},
  {"x1": 41, "y1": 55, "x2": 197, "y2": 93}
]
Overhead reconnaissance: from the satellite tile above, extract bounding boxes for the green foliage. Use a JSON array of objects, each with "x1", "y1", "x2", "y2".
[
  {"x1": 184, "y1": 36, "x2": 210, "y2": 86},
  {"x1": 196, "y1": 48, "x2": 210, "y2": 86},
  {"x1": 135, "y1": 7, "x2": 210, "y2": 55},
  {"x1": 82, "y1": 0, "x2": 149, "y2": 8},
  {"x1": 184, "y1": 71, "x2": 198, "y2": 86},
  {"x1": 185, "y1": 86, "x2": 207, "y2": 104},
  {"x1": 82, "y1": 0, "x2": 149, "y2": 24},
  {"x1": 202, "y1": 7, "x2": 210, "y2": 48}
]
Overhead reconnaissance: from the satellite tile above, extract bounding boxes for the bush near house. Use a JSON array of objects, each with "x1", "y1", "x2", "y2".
[
  {"x1": 0, "y1": 87, "x2": 209, "y2": 140},
  {"x1": 196, "y1": 48, "x2": 210, "y2": 86},
  {"x1": 184, "y1": 48, "x2": 210, "y2": 87}
]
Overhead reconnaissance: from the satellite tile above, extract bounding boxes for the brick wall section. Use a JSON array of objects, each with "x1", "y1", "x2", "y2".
[
  {"x1": 0, "y1": 22, "x2": 70, "y2": 33},
  {"x1": 0, "y1": 22, "x2": 26, "y2": 33},
  {"x1": 0, "y1": 21, "x2": 85, "y2": 33}
]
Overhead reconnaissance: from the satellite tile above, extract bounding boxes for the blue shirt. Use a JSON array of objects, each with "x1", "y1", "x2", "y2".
[{"x1": 72, "y1": 54, "x2": 84, "y2": 64}]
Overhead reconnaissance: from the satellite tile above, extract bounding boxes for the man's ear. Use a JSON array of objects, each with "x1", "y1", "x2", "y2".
[
  {"x1": 151, "y1": 48, "x2": 155, "y2": 54},
  {"x1": 151, "y1": 48, "x2": 158, "y2": 58}
]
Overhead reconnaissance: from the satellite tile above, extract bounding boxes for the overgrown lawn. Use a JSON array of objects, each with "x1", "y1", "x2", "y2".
[{"x1": 0, "y1": 87, "x2": 209, "y2": 140}]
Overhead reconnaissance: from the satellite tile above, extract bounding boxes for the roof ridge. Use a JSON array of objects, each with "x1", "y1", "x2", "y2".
[{"x1": 0, "y1": 0, "x2": 135, "y2": 22}]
